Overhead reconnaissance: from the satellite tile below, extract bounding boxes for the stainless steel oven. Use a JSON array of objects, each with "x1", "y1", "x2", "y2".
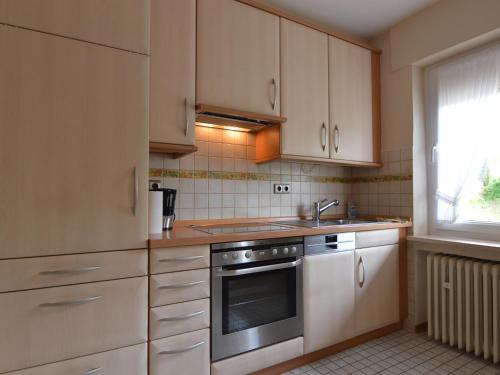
[{"x1": 211, "y1": 237, "x2": 304, "y2": 361}]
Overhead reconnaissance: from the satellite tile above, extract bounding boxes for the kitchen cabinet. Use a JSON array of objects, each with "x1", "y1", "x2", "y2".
[
  {"x1": 280, "y1": 19, "x2": 329, "y2": 159},
  {"x1": 330, "y1": 37, "x2": 375, "y2": 163},
  {"x1": 0, "y1": 26, "x2": 148, "y2": 259},
  {"x1": 354, "y1": 244, "x2": 399, "y2": 335},
  {"x1": 304, "y1": 251, "x2": 355, "y2": 353},
  {"x1": 149, "y1": 0, "x2": 197, "y2": 154},
  {"x1": 197, "y1": 0, "x2": 280, "y2": 116},
  {"x1": 0, "y1": 0, "x2": 150, "y2": 54}
]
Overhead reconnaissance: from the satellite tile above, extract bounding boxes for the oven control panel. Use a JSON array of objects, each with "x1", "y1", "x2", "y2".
[{"x1": 211, "y1": 239, "x2": 304, "y2": 267}]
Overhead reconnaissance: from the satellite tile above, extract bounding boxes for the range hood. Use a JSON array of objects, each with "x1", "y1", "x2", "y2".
[{"x1": 195, "y1": 104, "x2": 286, "y2": 132}]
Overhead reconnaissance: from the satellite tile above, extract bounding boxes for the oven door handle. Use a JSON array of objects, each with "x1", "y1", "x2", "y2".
[{"x1": 215, "y1": 258, "x2": 302, "y2": 277}]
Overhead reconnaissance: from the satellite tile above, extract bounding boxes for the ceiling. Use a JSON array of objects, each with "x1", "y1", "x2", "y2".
[{"x1": 260, "y1": 0, "x2": 438, "y2": 38}]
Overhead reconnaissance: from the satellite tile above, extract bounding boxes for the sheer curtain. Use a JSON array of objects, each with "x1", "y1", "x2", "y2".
[{"x1": 426, "y1": 43, "x2": 500, "y2": 224}]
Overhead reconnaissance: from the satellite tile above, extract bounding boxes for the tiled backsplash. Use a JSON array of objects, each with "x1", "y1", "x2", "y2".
[
  {"x1": 150, "y1": 126, "x2": 350, "y2": 220},
  {"x1": 149, "y1": 127, "x2": 414, "y2": 221}
]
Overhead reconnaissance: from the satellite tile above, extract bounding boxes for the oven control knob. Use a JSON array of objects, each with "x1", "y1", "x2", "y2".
[
  {"x1": 283, "y1": 247, "x2": 289, "y2": 255},
  {"x1": 291, "y1": 246, "x2": 297, "y2": 254},
  {"x1": 272, "y1": 248, "x2": 278, "y2": 256},
  {"x1": 222, "y1": 254, "x2": 229, "y2": 260},
  {"x1": 245, "y1": 251, "x2": 252, "y2": 259},
  {"x1": 232, "y1": 253, "x2": 239, "y2": 260}
]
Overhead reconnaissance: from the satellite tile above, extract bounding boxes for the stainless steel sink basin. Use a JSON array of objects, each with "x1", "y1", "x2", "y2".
[{"x1": 278, "y1": 218, "x2": 381, "y2": 228}]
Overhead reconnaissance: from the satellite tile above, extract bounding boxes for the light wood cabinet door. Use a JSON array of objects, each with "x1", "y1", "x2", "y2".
[
  {"x1": 0, "y1": 277, "x2": 148, "y2": 373},
  {"x1": 329, "y1": 37, "x2": 373, "y2": 162},
  {"x1": 280, "y1": 19, "x2": 329, "y2": 159},
  {"x1": 197, "y1": 0, "x2": 280, "y2": 116},
  {"x1": 0, "y1": 0, "x2": 150, "y2": 54},
  {"x1": 150, "y1": 328, "x2": 210, "y2": 375},
  {"x1": 150, "y1": 0, "x2": 196, "y2": 146},
  {"x1": 304, "y1": 251, "x2": 355, "y2": 354},
  {"x1": 0, "y1": 26, "x2": 148, "y2": 259},
  {"x1": 354, "y1": 245, "x2": 399, "y2": 336},
  {"x1": 6, "y1": 343, "x2": 147, "y2": 375}
]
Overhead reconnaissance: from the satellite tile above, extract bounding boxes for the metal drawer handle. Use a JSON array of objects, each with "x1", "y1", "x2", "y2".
[
  {"x1": 158, "y1": 341, "x2": 205, "y2": 355},
  {"x1": 158, "y1": 280, "x2": 205, "y2": 289},
  {"x1": 358, "y1": 257, "x2": 366, "y2": 288},
  {"x1": 158, "y1": 256, "x2": 204, "y2": 262},
  {"x1": 40, "y1": 266, "x2": 101, "y2": 275},
  {"x1": 158, "y1": 310, "x2": 205, "y2": 322},
  {"x1": 39, "y1": 295, "x2": 102, "y2": 307},
  {"x1": 82, "y1": 367, "x2": 103, "y2": 375}
]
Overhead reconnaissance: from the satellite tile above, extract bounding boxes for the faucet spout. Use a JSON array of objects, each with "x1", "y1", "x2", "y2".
[{"x1": 312, "y1": 199, "x2": 340, "y2": 221}]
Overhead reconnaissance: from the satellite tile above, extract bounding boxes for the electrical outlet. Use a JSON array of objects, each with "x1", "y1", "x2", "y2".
[
  {"x1": 273, "y1": 184, "x2": 291, "y2": 194},
  {"x1": 149, "y1": 179, "x2": 162, "y2": 190}
]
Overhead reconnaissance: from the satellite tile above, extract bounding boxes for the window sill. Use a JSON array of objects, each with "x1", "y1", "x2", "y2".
[{"x1": 408, "y1": 235, "x2": 500, "y2": 261}]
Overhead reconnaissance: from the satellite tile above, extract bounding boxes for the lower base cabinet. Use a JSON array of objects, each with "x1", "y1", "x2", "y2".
[
  {"x1": 149, "y1": 328, "x2": 210, "y2": 375},
  {"x1": 6, "y1": 343, "x2": 147, "y2": 375}
]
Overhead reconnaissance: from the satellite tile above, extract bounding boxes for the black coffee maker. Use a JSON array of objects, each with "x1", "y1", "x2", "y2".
[{"x1": 161, "y1": 188, "x2": 177, "y2": 230}]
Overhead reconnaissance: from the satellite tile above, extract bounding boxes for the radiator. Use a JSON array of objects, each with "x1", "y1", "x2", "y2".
[{"x1": 427, "y1": 254, "x2": 500, "y2": 363}]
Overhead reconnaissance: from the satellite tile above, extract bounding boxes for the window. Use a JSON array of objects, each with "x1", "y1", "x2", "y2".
[{"x1": 425, "y1": 43, "x2": 500, "y2": 239}]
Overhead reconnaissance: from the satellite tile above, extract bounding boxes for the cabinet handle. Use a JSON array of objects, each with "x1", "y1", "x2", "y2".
[
  {"x1": 158, "y1": 255, "x2": 204, "y2": 262},
  {"x1": 321, "y1": 123, "x2": 326, "y2": 151},
  {"x1": 271, "y1": 78, "x2": 277, "y2": 111},
  {"x1": 158, "y1": 341, "x2": 205, "y2": 355},
  {"x1": 184, "y1": 97, "x2": 189, "y2": 137},
  {"x1": 358, "y1": 257, "x2": 366, "y2": 288},
  {"x1": 39, "y1": 295, "x2": 102, "y2": 307},
  {"x1": 40, "y1": 266, "x2": 101, "y2": 275},
  {"x1": 334, "y1": 125, "x2": 340, "y2": 154},
  {"x1": 132, "y1": 166, "x2": 138, "y2": 216},
  {"x1": 158, "y1": 280, "x2": 205, "y2": 289},
  {"x1": 82, "y1": 368, "x2": 103, "y2": 375},
  {"x1": 158, "y1": 310, "x2": 205, "y2": 322}
]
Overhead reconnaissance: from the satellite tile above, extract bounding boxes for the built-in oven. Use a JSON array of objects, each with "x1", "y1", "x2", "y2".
[{"x1": 211, "y1": 237, "x2": 304, "y2": 361}]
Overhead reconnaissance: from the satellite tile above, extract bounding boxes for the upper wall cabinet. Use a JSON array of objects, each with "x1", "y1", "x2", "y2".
[
  {"x1": 0, "y1": 26, "x2": 148, "y2": 259},
  {"x1": 280, "y1": 19, "x2": 329, "y2": 159},
  {"x1": 330, "y1": 37, "x2": 375, "y2": 163},
  {"x1": 0, "y1": 0, "x2": 150, "y2": 54},
  {"x1": 197, "y1": 0, "x2": 280, "y2": 116},
  {"x1": 149, "y1": 0, "x2": 197, "y2": 154}
]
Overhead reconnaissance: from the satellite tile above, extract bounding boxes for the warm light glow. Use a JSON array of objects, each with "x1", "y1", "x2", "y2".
[{"x1": 195, "y1": 122, "x2": 252, "y2": 132}]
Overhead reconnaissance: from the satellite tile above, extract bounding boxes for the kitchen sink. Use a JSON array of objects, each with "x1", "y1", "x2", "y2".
[{"x1": 279, "y1": 218, "x2": 382, "y2": 228}]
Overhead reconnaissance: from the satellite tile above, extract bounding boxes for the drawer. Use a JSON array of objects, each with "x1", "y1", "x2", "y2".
[
  {"x1": 149, "y1": 328, "x2": 210, "y2": 375},
  {"x1": 150, "y1": 269, "x2": 210, "y2": 307},
  {"x1": 6, "y1": 343, "x2": 147, "y2": 375},
  {"x1": 355, "y1": 229, "x2": 399, "y2": 249},
  {"x1": 150, "y1": 298, "x2": 210, "y2": 340},
  {"x1": 0, "y1": 249, "x2": 147, "y2": 293},
  {"x1": 150, "y1": 245, "x2": 210, "y2": 274},
  {"x1": 0, "y1": 277, "x2": 148, "y2": 373}
]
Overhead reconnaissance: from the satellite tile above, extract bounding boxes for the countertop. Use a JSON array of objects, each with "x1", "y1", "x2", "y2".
[{"x1": 149, "y1": 217, "x2": 412, "y2": 248}]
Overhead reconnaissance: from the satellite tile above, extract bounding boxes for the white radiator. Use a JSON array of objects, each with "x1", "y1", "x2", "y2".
[{"x1": 427, "y1": 254, "x2": 500, "y2": 363}]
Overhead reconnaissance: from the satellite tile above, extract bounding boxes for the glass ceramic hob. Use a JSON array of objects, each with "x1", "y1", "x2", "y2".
[{"x1": 191, "y1": 223, "x2": 294, "y2": 235}]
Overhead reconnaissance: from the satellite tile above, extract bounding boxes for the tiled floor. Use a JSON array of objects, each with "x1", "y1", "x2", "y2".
[{"x1": 283, "y1": 330, "x2": 500, "y2": 375}]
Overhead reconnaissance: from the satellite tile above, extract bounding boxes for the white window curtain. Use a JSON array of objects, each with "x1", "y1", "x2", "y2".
[{"x1": 426, "y1": 43, "x2": 500, "y2": 224}]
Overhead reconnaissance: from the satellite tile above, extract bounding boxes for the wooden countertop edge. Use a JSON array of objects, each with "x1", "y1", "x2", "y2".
[{"x1": 149, "y1": 221, "x2": 412, "y2": 248}]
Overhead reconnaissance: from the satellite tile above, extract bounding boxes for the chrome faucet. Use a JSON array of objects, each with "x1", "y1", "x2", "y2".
[{"x1": 312, "y1": 199, "x2": 340, "y2": 221}]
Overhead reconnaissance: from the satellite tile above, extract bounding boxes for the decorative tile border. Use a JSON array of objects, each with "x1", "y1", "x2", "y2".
[{"x1": 149, "y1": 168, "x2": 412, "y2": 184}]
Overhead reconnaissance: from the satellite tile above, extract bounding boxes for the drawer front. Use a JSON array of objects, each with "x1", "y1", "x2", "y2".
[
  {"x1": 0, "y1": 249, "x2": 147, "y2": 293},
  {"x1": 0, "y1": 277, "x2": 148, "y2": 373},
  {"x1": 150, "y1": 269, "x2": 210, "y2": 307},
  {"x1": 150, "y1": 329, "x2": 210, "y2": 375},
  {"x1": 150, "y1": 298, "x2": 210, "y2": 340},
  {"x1": 6, "y1": 343, "x2": 147, "y2": 375},
  {"x1": 355, "y1": 229, "x2": 399, "y2": 249},
  {"x1": 150, "y1": 245, "x2": 210, "y2": 274}
]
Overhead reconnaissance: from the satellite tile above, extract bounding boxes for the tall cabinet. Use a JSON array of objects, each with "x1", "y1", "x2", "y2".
[
  {"x1": 280, "y1": 19, "x2": 329, "y2": 159},
  {"x1": 149, "y1": 0, "x2": 196, "y2": 151},
  {"x1": 197, "y1": 0, "x2": 280, "y2": 116}
]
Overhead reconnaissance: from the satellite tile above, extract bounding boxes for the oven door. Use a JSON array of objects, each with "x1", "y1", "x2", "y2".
[{"x1": 211, "y1": 257, "x2": 303, "y2": 361}]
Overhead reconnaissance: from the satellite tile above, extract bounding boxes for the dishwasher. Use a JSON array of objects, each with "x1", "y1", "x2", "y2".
[{"x1": 303, "y1": 232, "x2": 356, "y2": 354}]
